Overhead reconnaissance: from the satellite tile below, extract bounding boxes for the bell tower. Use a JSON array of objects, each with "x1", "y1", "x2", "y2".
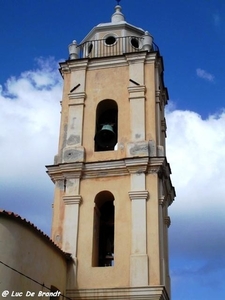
[{"x1": 47, "y1": 4, "x2": 175, "y2": 300}]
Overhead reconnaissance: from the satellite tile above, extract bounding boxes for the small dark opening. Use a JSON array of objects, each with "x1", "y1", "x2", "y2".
[
  {"x1": 88, "y1": 43, "x2": 93, "y2": 54},
  {"x1": 131, "y1": 37, "x2": 139, "y2": 49},
  {"x1": 105, "y1": 36, "x2": 116, "y2": 45}
]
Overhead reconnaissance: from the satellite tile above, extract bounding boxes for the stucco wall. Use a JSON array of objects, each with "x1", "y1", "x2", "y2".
[
  {"x1": 76, "y1": 175, "x2": 131, "y2": 289},
  {"x1": 0, "y1": 215, "x2": 67, "y2": 297}
]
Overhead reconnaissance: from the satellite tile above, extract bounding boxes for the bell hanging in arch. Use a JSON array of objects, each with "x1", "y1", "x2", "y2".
[{"x1": 94, "y1": 124, "x2": 117, "y2": 149}]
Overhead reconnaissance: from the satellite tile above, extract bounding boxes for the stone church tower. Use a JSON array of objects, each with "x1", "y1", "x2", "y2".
[{"x1": 47, "y1": 4, "x2": 175, "y2": 300}]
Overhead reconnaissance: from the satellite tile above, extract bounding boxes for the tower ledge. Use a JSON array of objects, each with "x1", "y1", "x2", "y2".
[{"x1": 67, "y1": 286, "x2": 170, "y2": 300}]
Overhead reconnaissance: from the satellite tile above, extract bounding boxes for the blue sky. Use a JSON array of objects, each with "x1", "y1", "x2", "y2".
[
  {"x1": 1, "y1": 1, "x2": 225, "y2": 299},
  {"x1": 1, "y1": 0, "x2": 225, "y2": 117}
]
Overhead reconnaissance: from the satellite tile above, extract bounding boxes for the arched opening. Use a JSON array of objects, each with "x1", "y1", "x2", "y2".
[
  {"x1": 94, "y1": 100, "x2": 118, "y2": 151},
  {"x1": 92, "y1": 191, "x2": 115, "y2": 267}
]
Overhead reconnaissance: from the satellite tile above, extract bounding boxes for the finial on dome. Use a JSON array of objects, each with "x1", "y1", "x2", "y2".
[{"x1": 111, "y1": 2, "x2": 125, "y2": 23}]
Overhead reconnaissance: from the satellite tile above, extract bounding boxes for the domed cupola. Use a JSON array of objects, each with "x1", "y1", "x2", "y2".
[{"x1": 68, "y1": 4, "x2": 156, "y2": 59}]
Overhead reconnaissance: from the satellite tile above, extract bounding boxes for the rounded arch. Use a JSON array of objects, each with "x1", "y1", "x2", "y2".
[{"x1": 94, "y1": 190, "x2": 115, "y2": 208}]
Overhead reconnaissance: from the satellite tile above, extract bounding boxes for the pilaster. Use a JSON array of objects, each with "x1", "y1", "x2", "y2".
[
  {"x1": 129, "y1": 188, "x2": 149, "y2": 286},
  {"x1": 61, "y1": 61, "x2": 87, "y2": 163},
  {"x1": 126, "y1": 53, "x2": 147, "y2": 143}
]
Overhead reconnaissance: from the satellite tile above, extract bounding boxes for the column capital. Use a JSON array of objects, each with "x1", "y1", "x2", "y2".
[
  {"x1": 68, "y1": 92, "x2": 86, "y2": 106},
  {"x1": 129, "y1": 190, "x2": 149, "y2": 201},
  {"x1": 128, "y1": 85, "x2": 146, "y2": 101},
  {"x1": 63, "y1": 195, "x2": 82, "y2": 205}
]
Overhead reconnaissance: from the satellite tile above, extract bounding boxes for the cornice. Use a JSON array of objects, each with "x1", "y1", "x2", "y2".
[
  {"x1": 125, "y1": 51, "x2": 147, "y2": 64},
  {"x1": 46, "y1": 162, "x2": 83, "y2": 181},
  {"x1": 125, "y1": 157, "x2": 149, "y2": 174},
  {"x1": 67, "y1": 285, "x2": 169, "y2": 300},
  {"x1": 87, "y1": 55, "x2": 128, "y2": 70},
  {"x1": 82, "y1": 159, "x2": 128, "y2": 178},
  {"x1": 144, "y1": 51, "x2": 158, "y2": 64},
  {"x1": 47, "y1": 157, "x2": 170, "y2": 180},
  {"x1": 147, "y1": 156, "x2": 166, "y2": 175},
  {"x1": 60, "y1": 51, "x2": 158, "y2": 74},
  {"x1": 46, "y1": 156, "x2": 175, "y2": 205},
  {"x1": 59, "y1": 59, "x2": 89, "y2": 74}
]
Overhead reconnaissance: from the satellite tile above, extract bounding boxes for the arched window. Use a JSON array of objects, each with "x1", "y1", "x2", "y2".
[
  {"x1": 92, "y1": 191, "x2": 115, "y2": 267},
  {"x1": 94, "y1": 100, "x2": 118, "y2": 151}
]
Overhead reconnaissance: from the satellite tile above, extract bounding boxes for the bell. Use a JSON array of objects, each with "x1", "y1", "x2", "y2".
[{"x1": 95, "y1": 124, "x2": 117, "y2": 149}]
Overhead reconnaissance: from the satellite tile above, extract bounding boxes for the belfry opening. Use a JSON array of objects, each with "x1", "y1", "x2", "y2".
[
  {"x1": 92, "y1": 191, "x2": 115, "y2": 267},
  {"x1": 94, "y1": 99, "x2": 118, "y2": 151}
]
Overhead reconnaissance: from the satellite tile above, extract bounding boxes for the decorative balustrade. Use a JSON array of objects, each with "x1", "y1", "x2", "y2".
[{"x1": 69, "y1": 36, "x2": 159, "y2": 60}]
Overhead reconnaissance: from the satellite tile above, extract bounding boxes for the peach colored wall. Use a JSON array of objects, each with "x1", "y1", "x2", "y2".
[
  {"x1": 83, "y1": 65, "x2": 130, "y2": 162},
  {"x1": 0, "y1": 216, "x2": 67, "y2": 295},
  {"x1": 77, "y1": 175, "x2": 131, "y2": 288}
]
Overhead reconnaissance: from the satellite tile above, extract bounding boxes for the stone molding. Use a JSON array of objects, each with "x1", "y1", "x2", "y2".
[
  {"x1": 46, "y1": 162, "x2": 83, "y2": 181},
  {"x1": 87, "y1": 55, "x2": 128, "y2": 70},
  {"x1": 128, "y1": 85, "x2": 146, "y2": 100},
  {"x1": 164, "y1": 216, "x2": 171, "y2": 228},
  {"x1": 83, "y1": 159, "x2": 128, "y2": 178},
  {"x1": 46, "y1": 157, "x2": 175, "y2": 205},
  {"x1": 66, "y1": 286, "x2": 170, "y2": 300},
  {"x1": 68, "y1": 92, "x2": 86, "y2": 106},
  {"x1": 125, "y1": 157, "x2": 149, "y2": 173},
  {"x1": 129, "y1": 190, "x2": 149, "y2": 201},
  {"x1": 63, "y1": 195, "x2": 82, "y2": 205},
  {"x1": 155, "y1": 90, "x2": 161, "y2": 100},
  {"x1": 125, "y1": 52, "x2": 148, "y2": 64},
  {"x1": 60, "y1": 51, "x2": 158, "y2": 75},
  {"x1": 59, "y1": 59, "x2": 88, "y2": 74},
  {"x1": 47, "y1": 156, "x2": 170, "y2": 179},
  {"x1": 161, "y1": 118, "x2": 167, "y2": 133},
  {"x1": 159, "y1": 196, "x2": 165, "y2": 206}
]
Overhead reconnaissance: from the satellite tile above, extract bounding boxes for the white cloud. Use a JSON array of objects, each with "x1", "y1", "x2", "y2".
[
  {"x1": 196, "y1": 68, "x2": 215, "y2": 82},
  {"x1": 0, "y1": 58, "x2": 62, "y2": 233},
  {"x1": 166, "y1": 107, "x2": 225, "y2": 290},
  {"x1": 0, "y1": 57, "x2": 62, "y2": 179}
]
